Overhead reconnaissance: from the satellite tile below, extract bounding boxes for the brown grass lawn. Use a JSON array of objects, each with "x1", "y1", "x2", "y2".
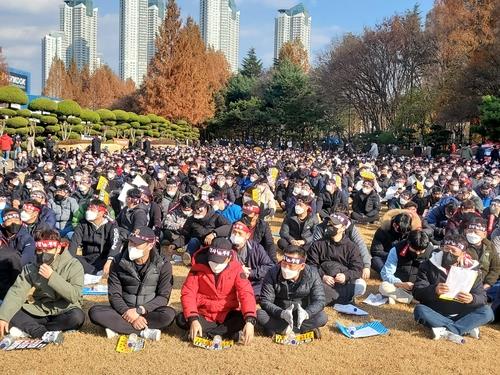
[{"x1": 1, "y1": 217, "x2": 499, "y2": 375}]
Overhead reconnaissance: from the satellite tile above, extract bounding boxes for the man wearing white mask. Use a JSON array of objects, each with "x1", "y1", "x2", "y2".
[
  {"x1": 177, "y1": 238, "x2": 256, "y2": 344},
  {"x1": 230, "y1": 221, "x2": 273, "y2": 299},
  {"x1": 89, "y1": 227, "x2": 175, "y2": 341},
  {"x1": 258, "y1": 245, "x2": 327, "y2": 338},
  {"x1": 278, "y1": 196, "x2": 318, "y2": 251},
  {"x1": 69, "y1": 200, "x2": 122, "y2": 276}
]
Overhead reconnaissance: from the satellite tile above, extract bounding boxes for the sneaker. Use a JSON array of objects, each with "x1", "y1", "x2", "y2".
[
  {"x1": 182, "y1": 252, "x2": 192, "y2": 266},
  {"x1": 444, "y1": 331, "x2": 465, "y2": 344},
  {"x1": 312, "y1": 328, "x2": 322, "y2": 340},
  {"x1": 140, "y1": 328, "x2": 161, "y2": 342},
  {"x1": 467, "y1": 327, "x2": 480, "y2": 339},
  {"x1": 388, "y1": 297, "x2": 396, "y2": 305},
  {"x1": 432, "y1": 327, "x2": 447, "y2": 340},
  {"x1": 41, "y1": 331, "x2": 64, "y2": 345},
  {"x1": 9, "y1": 327, "x2": 29, "y2": 339},
  {"x1": 105, "y1": 328, "x2": 118, "y2": 339}
]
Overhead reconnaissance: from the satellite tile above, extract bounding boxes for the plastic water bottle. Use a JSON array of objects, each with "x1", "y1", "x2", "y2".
[
  {"x1": 127, "y1": 333, "x2": 138, "y2": 348},
  {"x1": 0, "y1": 336, "x2": 14, "y2": 350},
  {"x1": 212, "y1": 335, "x2": 222, "y2": 350}
]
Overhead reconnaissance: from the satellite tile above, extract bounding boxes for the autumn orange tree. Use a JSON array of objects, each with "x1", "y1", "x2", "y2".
[
  {"x1": 278, "y1": 40, "x2": 309, "y2": 72},
  {"x1": 138, "y1": 0, "x2": 230, "y2": 125},
  {"x1": 0, "y1": 48, "x2": 8, "y2": 86}
]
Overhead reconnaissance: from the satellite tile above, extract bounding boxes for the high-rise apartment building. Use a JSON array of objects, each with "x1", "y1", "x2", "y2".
[
  {"x1": 120, "y1": 0, "x2": 164, "y2": 86},
  {"x1": 42, "y1": 0, "x2": 98, "y2": 89},
  {"x1": 200, "y1": 0, "x2": 240, "y2": 74},
  {"x1": 274, "y1": 3, "x2": 311, "y2": 62}
]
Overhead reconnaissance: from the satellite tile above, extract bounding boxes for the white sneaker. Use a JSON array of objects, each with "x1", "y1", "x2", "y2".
[
  {"x1": 41, "y1": 331, "x2": 64, "y2": 345},
  {"x1": 432, "y1": 327, "x2": 447, "y2": 340},
  {"x1": 105, "y1": 328, "x2": 118, "y2": 339},
  {"x1": 388, "y1": 297, "x2": 396, "y2": 305},
  {"x1": 9, "y1": 327, "x2": 29, "y2": 339},
  {"x1": 467, "y1": 327, "x2": 480, "y2": 339},
  {"x1": 140, "y1": 328, "x2": 161, "y2": 341},
  {"x1": 444, "y1": 331, "x2": 465, "y2": 344}
]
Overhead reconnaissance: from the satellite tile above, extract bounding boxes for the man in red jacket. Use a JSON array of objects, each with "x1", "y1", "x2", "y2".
[
  {"x1": 177, "y1": 238, "x2": 257, "y2": 345},
  {"x1": 0, "y1": 133, "x2": 13, "y2": 161}
]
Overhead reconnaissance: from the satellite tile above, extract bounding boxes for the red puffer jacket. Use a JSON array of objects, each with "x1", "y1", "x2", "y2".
[{"x1": 181, "y1": 247, "x2": 256, "y2": 323}]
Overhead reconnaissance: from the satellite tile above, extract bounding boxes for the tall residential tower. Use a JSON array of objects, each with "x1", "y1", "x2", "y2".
[
  {"x1": 274, "y1": 3, "x2": 311, "y2": 62},
  {"x1": 42, "y1": 0, "x2": 98, "y2": 89},
  {"x1": 200, "y1": 0, "x2": 240, "y2": 73},
  {"x1": 119, "y1": 0, "x2": 165, "y2": 86}
]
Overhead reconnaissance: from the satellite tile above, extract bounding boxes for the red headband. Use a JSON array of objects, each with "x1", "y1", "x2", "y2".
[
  {"x1": 233, "y1": 222, "x2": 251, "y2": 234},
  {"x1": 88, "y1": 204, "x2": 107, "y2": 213},
  {"x1": 23, "y1": 203, "x2": 41, "y2": 213}
]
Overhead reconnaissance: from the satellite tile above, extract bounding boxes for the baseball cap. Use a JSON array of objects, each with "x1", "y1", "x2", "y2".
[{"x1": 207, "y1": 238, "x2": 233, "y2": 264}]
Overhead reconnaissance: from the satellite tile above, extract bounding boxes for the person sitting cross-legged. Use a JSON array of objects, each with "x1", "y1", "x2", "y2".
[
  {"x1": 413, "y1": 235, "x2": 495, "y2": 342},
  {"x1": 88, "y1": 227, "x2": 176, "y2": 341},
  {"x1": 0, "y1": 229, "x2": 85, "y2": 344},
  {"x1": 257, "y1": 245, "x2": 327, "y2": 338},
  {"x1": 307, "y1": 213, "x2": 366, "y2": 305},
  {"x1": 176, "y1": 238, "x2": 256, "y2": 344}
]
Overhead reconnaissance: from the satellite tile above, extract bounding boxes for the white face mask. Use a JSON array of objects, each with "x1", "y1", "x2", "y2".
[
  {"x1": 400, "y1": 198, "x2": 409, "y2": 205},
  {"x1": 25, "y1": 182, "x2": 33, "y2": 190},
  {"x1": 128, "y1": 247, "x2": 144, "y2": 261},
  {"x1": 281, "y1": 266, "x2": 299, "y2": 280},
  {"x1": 243, "y1": 196, "x2": 251, "y2": 203},
  {"x1": 85, "y1": 210, "x2": 98, "y2": 222},
  {"x1": 326, "y1": 185, "x2": 334, "y2": 193},
  {"x1": 230, "y1": 234, "x2": 246, "y2": 247},
  {"x1": 396, "y1": 182, "x2": 404, "y2": 189},
  {"x1": 295, "y1": 205, "x2": 305, "y2": 215},
  {"x1": 20, "y1": 211, "x2": 31, "y2": 222},
  {"x1": 74, "y1": 175, "x2": 82, "y2": 182},
  {"x1": 293, "y1": 187, "x2": 301, "y2": 196},
  {"x1": 12, "y1": 180, "x2": 20, "y2": 187},
  {"x1": 167, "y1": 190, "x2": 176, "y2": 197},
  {"x1": 466, "y1": 233, "x2": 482, "y2": 245},
  {"x1": 212, "y1": 204, "x2": 220, "y2": 211},
  {"x1": 182, "y1": 210, "x2": 192, "y2": 217},
  {"x1": 250, "y1": 176, "x2": 258, "y2": 183},
  {"x1": 193, "y1": 213, "x2": 204, "y2": 220},
  {"x1": 362, "y1": 188, "x2": 372, "y2": 195},
  {"x1": 209, "y1": 261, "x2": 228, "y2": 274},
  {"x1": 0, "y1": 202, "x2": 6, "y2": 210},
  {"x1": 217, "y1": 181, "x2": 225, "y2": 188}
]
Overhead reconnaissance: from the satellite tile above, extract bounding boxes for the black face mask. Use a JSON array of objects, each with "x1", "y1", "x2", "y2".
[
  {"x1": 442, "y1": 252, "x2": 459, "y2": 269},
  {"x1": 36, "y1": 252, "x2": 56, "y2": 266},
  {"x1": 325, "y1": 226, "x2": 339, "y2": 238},
  {"x1": 54, "y1": 194, "x2": 65, "y2": 202},
  {"x1": 5, "y1": 223, "x2": 21, "y2": 235}
]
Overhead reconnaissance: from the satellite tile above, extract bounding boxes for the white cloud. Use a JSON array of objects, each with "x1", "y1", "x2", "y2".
[{"x1": 0, "y1": 0, "x2": 61, "y2": 14}]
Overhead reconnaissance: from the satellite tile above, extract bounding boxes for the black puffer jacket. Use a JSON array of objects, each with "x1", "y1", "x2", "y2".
[
  {"x1": 370, "y1": 227, "x2": 404, "y2": 259},
  {"x1": 108, "y1": 249, "x2": 173, "y2": 314},
  {"x1": 413, "y1": 251, "x2": 488, "y2": 317},
  {"x1": 69, "y1": 220, "x2": 123, "y2": 264},
  {"x1": 279, "y1": 214, "x2": 317, "y2": 245},
  {"x1": 172, "y1": 207, "x2": 231, "y2": 248},
  {"x1": 352, "y1": 190, "x2": 380, "y2": 216},
  {"x1": 307, "y1": 236, "x2": 363, "y2": 281},
  {"x1": 116, "y1": 204, "x2": 149, "y2": 238},
  {"x1": 0, "y1": 244, "x2": 21, "y2": 300},
  {"x1": 260, "y1": 264, "x2": 325, "y2": 318}
]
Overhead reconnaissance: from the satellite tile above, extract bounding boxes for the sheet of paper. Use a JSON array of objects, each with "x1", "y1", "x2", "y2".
[
  {"x1": 118, "y1": 183, "x2": 135, "y2": 203},
  {"x1": 352, "y1": 326, "x2": 380, "y2": 338},
  {"x1": 362, "y1": 293, "x2": 388, "y2": 306},
  {"x1": 333, "y1": 304, "x2": 369, "y2": 316},
  {"x1": 440, "y1": 266, "x2": 478, "y2": 300},
  {"x1": 84, "y1": 274, "x2": 102, "y2": 285},
  {"x1": 132, "y1": 175, "x2": 148, "y2": 188}
]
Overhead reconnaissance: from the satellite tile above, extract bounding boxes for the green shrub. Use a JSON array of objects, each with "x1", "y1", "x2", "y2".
[
  {"x1": 40, "y1": 115, "x2": 58, "y2": 125},
  {"x1": 36, "y1": 136, "x2": 47, "y2": 143},
  {"x1": 67, "y1": 117, "x2": 81, "y2": 125},
  {"x1": 128, "y1": 112, "x2": 139, "y2": 122},
  {"x1": 45, "y1": 125, "x2": 61, "y2": 133},
  {"x1": 104, "y1": 130, "x2": 117, "y2": 138},
  {"x1": 16, "y1": 109, "x2": 31, "y2": 117},
  {"x1": 57, "y1": 100, "x2": 81, "y2": 117},
  {"x1": 104, "y1": 120, "x2": 116, "y2": 127},
  {"x1": 31, "y1": 113, "x2": 42, "y2": 120},
  {"x1": 6, "y1": 116, "x2": 29, "y2": 128},
  {"x1": 112, "y1": 110, "x2": 129, "y2": 122},
  {"x1": 130, "y1": 121, "x2": 140, "y2": 128},
  {"x1": 0, "y1": 86, "x2": 28, "y2": 105},
  {"x1": 145, "y1": 130, "x2": 154, "y2": 137},
  {"x1": 96, "y1": 109, "x2": 116, "y2": 122},
  {"x1": 68, "y1": 133, "x2": 80, "y2": 140},
  {"x1": 138, "y1": 115, "x2": 151, "y2": 125},
  {"x1": 71, "y1": 125, "x2": 84, "y2": 133},
  {"x1": 92, "y1": 124, "x2": 102, "y2": 131},
  {"x1": 80, "y1": 108, "x2": 100, "y2": 123},
  {"x1": 152, "y1": 131, "x2": 160, "y2": 137},
  {"x1": 28, "y1": 97, "x2": 57, "y2": 112},
  {"x1": 15, "y1": 127, "x2": 30, "y2": 135},
  {"x1": 0, "y1": 108, "x2": 17, "y2": 117},
  {"x1": 35, "y1": 126, "x2": 45, "y2": 133},
  {"x1": 140, "y1": 125, "x2": 152, "y2": 130}
]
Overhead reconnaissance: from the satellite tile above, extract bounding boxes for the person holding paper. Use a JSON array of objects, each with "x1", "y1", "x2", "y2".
[
  {"x1": 258, "y1": 245, "x2": 327, "y2": 338},
  {"x1": 463, "y1": 218, "x2": 500, "y2": 300},
  {"x1": 380, "y1": 230, "x2": 434, "y2": 304},
  {"x1": 413, "y1": 235, "x2": 494, "y2": 342}
]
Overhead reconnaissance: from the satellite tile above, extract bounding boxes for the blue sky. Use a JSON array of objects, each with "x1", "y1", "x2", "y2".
[{"x1": 0, "y1": 0, "x2": 435, "y2": 95}]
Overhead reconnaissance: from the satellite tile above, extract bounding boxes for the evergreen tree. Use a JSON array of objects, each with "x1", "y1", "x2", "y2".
[{"x1": 240, "y1": 47, "x2": 263, "y2": 78}]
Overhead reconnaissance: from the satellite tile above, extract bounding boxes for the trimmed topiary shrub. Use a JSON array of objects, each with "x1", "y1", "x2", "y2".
[
  {"x1": 67, "y1": 117, "x2": 81, "y2": 125},
  {"x1": 28, "y1": 97, "x2": 57, "y2": 112},
  {"x1": 80, "y1": 108, "x2": 100, "y2": 123},
  {"x1": 0, "y1": 86, "x2": 28, "y2": 106},
  {"x1": 6, "y1": 116, "x2": 29, "y2": 128},
  {"x1": 40, "y1": 115, "x2": 58, "y2": 125},
  {"x1": 96, "y1": 109, "x2": 116, "y2": 122},
  {"x1": 0, "y1": 108, "x2": 17, "y2": 117},
  {"x1": 112, "y1": 110, "x2": 129, "y2": 122},
  {"x1": 45, "y1": 125, "x2": 61, "y2": 133},
  {"x1": 16, "y1": 109, "x2": 31, "y2": 117},
  {"x1": 56, "y1": 100, "x2": 81, "y2": 117}
]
